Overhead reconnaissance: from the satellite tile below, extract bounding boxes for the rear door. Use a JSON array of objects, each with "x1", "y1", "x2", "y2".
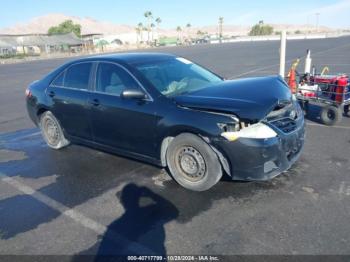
[
  {"x1": 47, "y1": 62, "x2": 93, "y2": 140},
  {"x1": 88, "y1": 62, "x2": 158, "y2": 158}
]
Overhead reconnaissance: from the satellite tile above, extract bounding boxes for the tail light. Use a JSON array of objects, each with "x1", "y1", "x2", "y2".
[{"x1": 25, "y1": 88, "x2": 32, "y2": 98}]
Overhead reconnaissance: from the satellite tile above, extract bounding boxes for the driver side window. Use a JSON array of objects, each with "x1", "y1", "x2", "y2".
[{"x1": 96, "y1": 62, "x2": 139, "y2": 96}]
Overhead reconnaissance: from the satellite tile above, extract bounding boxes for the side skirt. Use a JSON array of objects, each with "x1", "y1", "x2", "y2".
[{"x1": 67, "y1": 135, "x2": 162, "y2": 167}]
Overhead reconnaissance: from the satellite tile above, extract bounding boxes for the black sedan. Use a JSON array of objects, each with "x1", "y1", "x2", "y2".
[{"x1": 26, "y1": 53, "x2": 305, "y2": 191}]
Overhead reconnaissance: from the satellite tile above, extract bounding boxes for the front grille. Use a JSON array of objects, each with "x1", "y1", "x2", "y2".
[{"x1": 270, "y1": 117, "x2": 297, "y2": 133}]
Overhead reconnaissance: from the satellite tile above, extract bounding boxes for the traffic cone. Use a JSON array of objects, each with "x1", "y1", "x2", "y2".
[{"x1": 288, "y1": 69, "x2": 297, "y2": 94}]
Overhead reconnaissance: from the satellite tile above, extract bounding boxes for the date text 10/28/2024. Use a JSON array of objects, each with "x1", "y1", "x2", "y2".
[{"x1": 127, "y1": 256, "x2": 220, "y2": 261}]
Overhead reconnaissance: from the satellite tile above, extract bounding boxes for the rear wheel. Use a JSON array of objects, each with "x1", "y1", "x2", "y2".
[
  {"x1": 344, "y1": 105, "x2": 350, "y2": 117},
  {"x1": 39, "y1": 111, "x2": 70, "y2": 149},
  {"x1": 320, "y1": 105, "x2": 342, "y2": 126},
  {"x1": 166, "y1": 133, "x2": 222, "y2": 191}
]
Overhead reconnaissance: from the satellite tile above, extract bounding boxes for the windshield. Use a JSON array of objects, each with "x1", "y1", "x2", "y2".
[{"x1": 134, "y1": 57, "x2": 223, "y2": 97}]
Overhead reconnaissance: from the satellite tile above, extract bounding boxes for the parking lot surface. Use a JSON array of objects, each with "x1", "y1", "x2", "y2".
[{"x1": 0, "y1": 36, "x2": 350, "y2": 256}]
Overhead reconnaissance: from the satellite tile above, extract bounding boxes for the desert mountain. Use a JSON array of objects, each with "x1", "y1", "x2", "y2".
[
  {"x1": 0, "y1": 13, "x2": 334, "y2": 36},
  {"x1": 0, "y1": 13, "x2": 134, "y2": 35}
]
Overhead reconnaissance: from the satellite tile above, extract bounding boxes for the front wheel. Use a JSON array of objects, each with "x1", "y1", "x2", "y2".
[
  {"x1": 40, "y1": 111, "x2": 70, "y2": 149},
  {"x1": 166, "y1": 133, "x2": 222, "y2": 191},
  {"x1": 320, "y1": 105, "x2": 342, "y2": 126}
]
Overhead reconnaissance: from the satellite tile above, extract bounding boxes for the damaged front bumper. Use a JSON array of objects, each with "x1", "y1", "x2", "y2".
[{"x1": 214, "y1": 116, "x2": 305, "y2": 181}]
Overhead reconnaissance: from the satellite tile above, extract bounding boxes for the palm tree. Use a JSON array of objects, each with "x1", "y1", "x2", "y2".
[
  {"x1": 151, "y1": 23, "x2": 156, "y2": 43},
  {"x1": 186, "y1": 23, "x2": 192, "y2": 41},
  {"x1": 136, "y1": 22, "x2": 144, "y2": 45},
  {"x1": 219, "y1": 17, "x2": 224, "y2": 43},
  {"x1": 144, "y1": 11, "x2": 153, "y2": 44},
  {"x1": 143, "y1": 26, "x2": 148, "y2": 42},
  {"x1": 135, "y1": 27, "x2": 140, "y2": 45},
  {"x1": 176, "y1": 26, "x2": 182, "y2": 43},
  {"x1": 155, "y1": 17, "x2": 162, "y2": 45},
  {"x1": 137, "y1": 22, "x2": 144, "y2": 43}
]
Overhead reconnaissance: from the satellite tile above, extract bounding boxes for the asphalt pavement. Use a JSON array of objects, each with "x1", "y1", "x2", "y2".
[{"x1": 0, "y1": 36, "x2": 350, "y2": 257}]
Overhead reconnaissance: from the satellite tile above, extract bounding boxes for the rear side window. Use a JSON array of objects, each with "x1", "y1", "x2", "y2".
[
  {"x1": 52, "y1": 72, "x2": 64, "y2": 86},
  {"x1": 51, "y1": 62, "x2": 92, "y2": 90},
  {"x1": 95, "y1": 62, "x2": 139, "y2": 96}
]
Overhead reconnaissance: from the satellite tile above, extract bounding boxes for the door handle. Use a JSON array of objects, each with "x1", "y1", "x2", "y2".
[
  {"x1": 89, "y1": 98, "x2": 100, "y2": 106},
  {"x1": 48, "y1": 91, "x2": 55, "y2": 97}
]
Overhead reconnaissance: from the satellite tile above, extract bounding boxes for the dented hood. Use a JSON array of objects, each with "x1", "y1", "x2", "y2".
[{"x1": 173, "y1": 76, "x2": 292, "y2": 121}]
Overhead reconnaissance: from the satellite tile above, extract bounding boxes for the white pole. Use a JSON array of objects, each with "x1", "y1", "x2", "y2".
[
  {"x1": 304, "y1": 49, "x2": 312, "y2": 74},
  {"x1": 279, "y1": 31, "x2": 287, "y2": 78}
]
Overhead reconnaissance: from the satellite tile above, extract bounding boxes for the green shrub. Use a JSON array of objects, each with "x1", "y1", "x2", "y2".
[{"x1": 249, "y1": 23, "x2": 274, "y2": 36}]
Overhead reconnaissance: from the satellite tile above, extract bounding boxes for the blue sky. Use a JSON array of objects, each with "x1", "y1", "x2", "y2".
[{"x1": 1, "y1": 0, "x2": 350, "y2": 28}]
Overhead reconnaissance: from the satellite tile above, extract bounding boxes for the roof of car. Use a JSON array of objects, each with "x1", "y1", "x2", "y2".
[{"x1": 80, "y1": 52, "x2": 177, "y2": 64}]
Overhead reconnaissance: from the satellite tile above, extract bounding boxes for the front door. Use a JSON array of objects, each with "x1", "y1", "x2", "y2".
[{"x1": 89, "y1": 62, "x2": 158, "y2": 158}]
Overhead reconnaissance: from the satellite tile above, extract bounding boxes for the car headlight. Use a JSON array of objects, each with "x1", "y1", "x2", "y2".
[{"x1": 221, "y1": 122, "x2": 277, "y2": 141}]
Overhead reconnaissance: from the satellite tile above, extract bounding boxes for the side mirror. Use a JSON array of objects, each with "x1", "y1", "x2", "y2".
[{"x1": 121, "y1": 89, "x2": 146, "y2": 100}]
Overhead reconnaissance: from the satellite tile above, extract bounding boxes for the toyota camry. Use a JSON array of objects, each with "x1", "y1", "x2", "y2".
[{"x1": 26, "y1": 53, "x2": 305, "y2": 191}]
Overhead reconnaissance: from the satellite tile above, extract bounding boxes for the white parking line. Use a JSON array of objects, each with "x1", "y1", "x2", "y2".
[
  {"x1": 228, "y1": 64, "x2": 278, "y2": 78},
  {"x1": 4, "y1": 131, "x2": 41, "y2": 141},
  {"x1": 21, "y1": 131, "x2": 41, "y2": 139},
  {"x1": 306, "y1": 123, "x2": 350, "y2": 129},
  {"x1": 228, "y1": 42, "x2": 350, "y2": 79},
  {"x1": 0, "y1": 170, "x2": 155, "y2": 255}
]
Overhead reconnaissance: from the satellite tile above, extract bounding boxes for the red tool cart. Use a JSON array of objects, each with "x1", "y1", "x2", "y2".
[{"x1": 296, "y1": 74, "x2": 350, "y2": 125}]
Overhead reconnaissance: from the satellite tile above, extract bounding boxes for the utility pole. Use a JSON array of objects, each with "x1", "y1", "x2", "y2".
[
  {"x1": 219, "y1": 17, "x2": 223, "y2": 43},
  {"x1": 18, "y1": 36, "x2": 25, "y2": 55},
  {"x1": 315, "y1": 13, "x2": 320, "y2": 32}
]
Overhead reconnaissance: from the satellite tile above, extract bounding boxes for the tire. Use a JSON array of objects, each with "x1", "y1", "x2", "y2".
[
  {"x1": 166, "y1": 133, "x2": 222, "y2": 191},
  {"x1": 39, "y1": 111, "x2": 70, "y2": 149},
  {"x1": 344, "y1": 105, "x2": 350, "y2": 117},
  {"x1": 320, "y1": 105, "x2": 342, "y2": 126}
]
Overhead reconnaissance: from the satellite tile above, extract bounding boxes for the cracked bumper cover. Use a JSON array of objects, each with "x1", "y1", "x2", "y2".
[{"x1": 214, "y1": 117, "x2": 305, "y2": 181}]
